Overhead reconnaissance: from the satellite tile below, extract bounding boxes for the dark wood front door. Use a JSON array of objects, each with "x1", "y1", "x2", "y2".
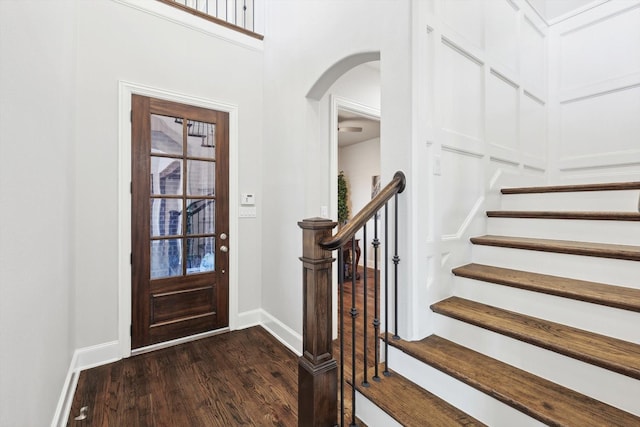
[{"x1": 131, "y1": 95, "x2": 229, "y2": 349}]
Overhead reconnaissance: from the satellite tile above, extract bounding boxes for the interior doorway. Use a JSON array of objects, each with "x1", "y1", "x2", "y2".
[{"x1": 336, "y1": 107, "x2": 381, "y2": 273}]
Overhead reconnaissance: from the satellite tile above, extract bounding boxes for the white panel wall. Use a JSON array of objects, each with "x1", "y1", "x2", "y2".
[
  {"x1": 548, "y1": 1, "x2": 640, "y2": 183},
  {"x1": 413, "y1": 0, "x2": 549, "y2": 338}
]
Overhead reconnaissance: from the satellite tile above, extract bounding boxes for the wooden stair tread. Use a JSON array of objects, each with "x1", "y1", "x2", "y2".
[
  {"x1": 355, "y1": 368, "x2": 486, "y2": 427},
  {"x1": 389, "y1": 335, "x2": 640, "y2": 426},
  {"x1": 486, "y1": 210, "x2": 640, "y2": 221},
  {"x1": 471, "y1": 234, "x2": 640, "y2": 261},
  {"x1": 452, "y1": 263, "x2": 640, "y2": 312},
  {"x1": 431, "y1": 297, "x2": 640, "y2": 379},
  {"x1": 501, "y1": 181, "x2": 640, "y2": 194}
]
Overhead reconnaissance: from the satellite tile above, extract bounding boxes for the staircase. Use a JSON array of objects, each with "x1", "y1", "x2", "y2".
[{"x1": 356, "y1": 182, "x2": 640, "y2": 426}]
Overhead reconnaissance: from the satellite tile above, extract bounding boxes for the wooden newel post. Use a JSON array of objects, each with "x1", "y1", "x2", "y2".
[{"x1": 298, "y1": 217, "x2": 338, "y2": 427}]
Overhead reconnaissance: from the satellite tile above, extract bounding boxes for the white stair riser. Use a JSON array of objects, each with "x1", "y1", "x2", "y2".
[
  {"x1": 452, "y1": 277, "x2": 640, "y2": 344},
  {"x1": 472, "y1": 245, "x2": 639, "y2": 289},
  {"x1": 433, "y1": 314, "x2": 640, "y2": 416},
  {"x1": 355, "y1": 392, "x2": 403, "y2": 427},
  {"x1": 500, "y1": 190, "x2": 640, "y2": 212},
  {"x1": 486, "y1": 217, "x2": 640, "y2": 245},
  {"x1": 387, "y1": 346, "x2": 546, "y2": 427}
]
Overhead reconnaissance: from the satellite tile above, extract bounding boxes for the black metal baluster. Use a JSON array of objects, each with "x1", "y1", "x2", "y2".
[
  {"x1": 383, "y1": 203, "x2": 390, "y2": 377},
  {"x1": 338, "y1": 248, "x2": 345, "y2": 427},
  {"x1": 361, "y1": 225, "x2": 369, "y2": 388},
  {"x1": 393, "y1": 193, "x2": 400, "y2": 340},
  {"x1": 372, "y1": 211, "x2": 380, "y2": 382},
  {"x1": 242, "y1": 0, "x2": 247, "y2": 29},
  {"x1": 350, "y1": 236, "x2": 358, "y2": 427}
]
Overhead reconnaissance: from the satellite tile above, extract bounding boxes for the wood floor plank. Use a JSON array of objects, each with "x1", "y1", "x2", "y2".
[
  {"x1": 452, "y1": 263, "x2": 640, "y2": 312},
  {"x1": 67, "y1": 327, "x2": 298, "y2": 426},
  {"x1": 390, "y1": 335, "x2": 640, "y2": 427},
  {"x1": 501, "y1": 181, "x2": 640, "y2": 194},
  {"x1": 486, "y1": 211, "x2": 640, "y2": 221},
  {"x1": 470, "y1": 234, "x2": 640, "y2": 261},
  {"x1": 431, "y1": 297, "x2": 640, "y2": 379},
  {"x1": 355, "y1": 368, "x2": 486, "y2": 426}
]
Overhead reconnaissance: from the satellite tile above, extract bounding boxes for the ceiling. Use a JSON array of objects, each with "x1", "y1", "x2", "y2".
[{"x1": 338, "y1": 110, "x2": 380, "y2": 147}]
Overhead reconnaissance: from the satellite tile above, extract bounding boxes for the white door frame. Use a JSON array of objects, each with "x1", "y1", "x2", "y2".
[
  {"x1": 329, "y1": 95, "x2": 380, "y2": 337},
  {"x1": 118, "y1": 81, "x2": 239, "y2": 357}
]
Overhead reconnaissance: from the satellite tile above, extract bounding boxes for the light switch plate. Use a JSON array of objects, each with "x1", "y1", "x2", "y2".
[{"x1": 239, "y1": 206, "x2": 257, "y2": 218}]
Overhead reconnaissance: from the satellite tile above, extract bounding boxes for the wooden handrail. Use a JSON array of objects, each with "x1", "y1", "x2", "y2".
[{"x1": 320, "y1": 171, "x2": 406, "y2": 251}]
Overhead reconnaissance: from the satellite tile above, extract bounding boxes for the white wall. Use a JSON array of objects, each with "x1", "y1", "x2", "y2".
[
  {"x1": 0, "y1": 2, "x2": 77, "y2": 425},
  {"x1": 548, "y1": 0, "x2": 640, "y2": 184},
  {"x1": 339, "y1": 138, "x2": 381, "y2": 266},
  {"x1": 72, "y1": 0, "x2": 264, "y2": 351},
  {"x1": 411, "y1": 0, "x2": 549, "y2": 339},
  {"x1": 262, "y1": 0, "x2": 412, "y2": 351}
]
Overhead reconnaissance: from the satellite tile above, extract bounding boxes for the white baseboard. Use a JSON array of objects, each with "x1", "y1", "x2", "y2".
[
  {"x1": 75, "y1": 340, "x2": 121, "y2": 371},
  {"x1": 234, "y1": 308, "x2": 263, "y2": 329},
  {"x1": 50, "y1": 352, "x2": 79, "y2": 427},
  {"x1": 51, "y1": 341, "x2": 120, "y2": 426},
  {"x1": 259, "y1": 310, "x2": 303, "y2": 356}
]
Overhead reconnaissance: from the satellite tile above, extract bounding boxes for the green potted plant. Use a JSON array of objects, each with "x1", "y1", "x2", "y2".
[{"x1": 338, "y1": 171, "x2": 349, "y2": 226}]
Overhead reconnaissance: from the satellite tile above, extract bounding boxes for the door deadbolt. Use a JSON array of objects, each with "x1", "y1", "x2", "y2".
[{"x1": 220, "y1": 233, "x2": 227, "y2": 240}]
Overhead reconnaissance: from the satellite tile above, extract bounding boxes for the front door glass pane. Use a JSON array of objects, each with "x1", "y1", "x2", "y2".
[
  {"x1": 151, "y1": 239, "x2": 183, "y2": 279},
  {"x1": 151, "y1": 157, "x2": 182, "y2": 196},
  {"x1": 187, "y1": 160, "x2": 215, "y2": 196},
  {"x1": 187, "y1": 120, "x2": 216, "y2": 159},
  {"x1": 151, "y1": 114, "x2": 183, "y2": 156},
  {"x1": 150, "y1": 199, "x2": 183, "y2": 237},
  {"x1": 187, "y1": 236, "x2": 215, "y2": 274},
  {"x1": 186, "y1": 199, "x2": 215, "y2": 235}
]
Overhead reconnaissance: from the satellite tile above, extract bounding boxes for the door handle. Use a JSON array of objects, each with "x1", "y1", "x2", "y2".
[{"x1": 220, "y1": 245, "x2": 228, "y2": 253}]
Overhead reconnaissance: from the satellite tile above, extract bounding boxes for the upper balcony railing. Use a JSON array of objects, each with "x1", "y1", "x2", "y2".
[{"x1": 157, "y1": 0, "x2": 263, "y2": 39}]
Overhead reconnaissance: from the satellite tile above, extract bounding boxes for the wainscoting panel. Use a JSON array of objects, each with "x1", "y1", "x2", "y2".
[
  {"x1": 559, "y1": 5, "x2": 640, "y2": 92},
  {"x1": 520, "y1": 16, "x2": 546, "y2": 97},
  {"x1": 487, "y1": 69, "x2": 519, "y2": 157},
  {"x1": 559, "y1": 86, "x2": 640, "y2": 165},
  {"x1": 440, "y1": 148, "x2": 484, "y2": 238},
  {"x1": 520, "y1": 91, "x2": 546, "y2": 166},
  {"x1": 549, "y1": 1, "x2": 640, "y2": 182},
  {"x1": 485, "y1": 0, "x2": 519, "y2": 74},
  {"x1": 442, "y1": 0, "x2": 484, "y2": 50},
  {"x1": 441, "y1": 39, "x2": 484, "y2": 151}
]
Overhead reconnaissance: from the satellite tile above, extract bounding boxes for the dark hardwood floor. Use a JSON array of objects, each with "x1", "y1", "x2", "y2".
[
  {"x1": 68, "y1": 267, "x2": 377, "y2": 426},
  {"x1": 67, "y1": 327, "x2": 298, "y2": 426}
]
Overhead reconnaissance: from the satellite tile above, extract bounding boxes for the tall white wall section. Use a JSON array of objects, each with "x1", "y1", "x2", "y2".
[
  {"x1": 548, "y1": 0, "x2": 640, "y2": 184},
  {"x1": 412, "y1": 0, "x2": 549, "y2": 339}
]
